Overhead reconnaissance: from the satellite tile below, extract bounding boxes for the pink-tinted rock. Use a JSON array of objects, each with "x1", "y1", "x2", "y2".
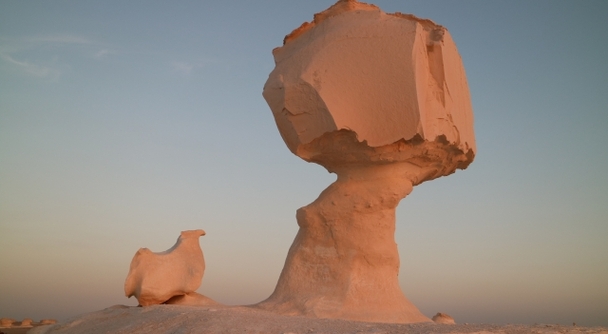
[
  {"x1": 124, "y1": 229, "x2": 209, "y2": 306},
  {"x1": 0, "y1": 318, "x2": 14, "y2": 327},
  {"x1": 263, "y1": 0, "x2": 475, "y2": 176},
  {"x1": 20, "y1": 318, "x2": 34, "y2": 327},
  {"x1": 433, "y1": 312, "x2": 456, "y2": 324},
  {"x1": 164, "y1": 292, "x2": 220, "y2": 307},
  {"x1": 258, "y1": 0, "x2": 475, "y2": 324}
]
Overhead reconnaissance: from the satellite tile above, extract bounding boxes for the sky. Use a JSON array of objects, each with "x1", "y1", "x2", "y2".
[{"x1": 1, "y1": 0, "x2": 607, "y2": 327}]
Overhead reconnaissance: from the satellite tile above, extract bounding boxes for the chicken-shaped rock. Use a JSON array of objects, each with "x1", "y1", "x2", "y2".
[{"x1": 124, "y1": 229, "x2": 207, "y2": 306}]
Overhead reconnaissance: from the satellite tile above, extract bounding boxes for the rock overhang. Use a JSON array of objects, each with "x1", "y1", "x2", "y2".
[{"x1": 263, "y1": 0, "x2": 476, "y2": 178}]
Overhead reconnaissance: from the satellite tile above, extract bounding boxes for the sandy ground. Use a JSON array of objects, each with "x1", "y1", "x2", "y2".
[
  {"x1": 24, "y1": 304, "x2": 608, "y2": 334},
  {"x1": 0, "y1": 328, "x2": 32, "y2": 334}
]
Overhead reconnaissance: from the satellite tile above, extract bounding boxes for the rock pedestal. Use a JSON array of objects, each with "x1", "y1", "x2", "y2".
[
  {"x1": 258, "y1": 0, "x2": 476, "y2": 324},
  {"x1": 259, "y1": 158, "x2": 426, "y2": 322}
]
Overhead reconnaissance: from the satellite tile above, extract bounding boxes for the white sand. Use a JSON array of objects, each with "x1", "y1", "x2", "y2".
[{"x1": 28, "y1": 305, "x2": 608, "y2": 334}]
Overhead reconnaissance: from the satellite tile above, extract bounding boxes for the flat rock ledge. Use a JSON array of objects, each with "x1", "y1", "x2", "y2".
[{"x1": 28, "y1": 304, "x2": 607, "y2": 334}]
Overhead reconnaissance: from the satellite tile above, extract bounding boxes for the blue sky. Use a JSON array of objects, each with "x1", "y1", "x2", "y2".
[{"x1": 1, "y1": 0, "x2": 607, "y2": 327}]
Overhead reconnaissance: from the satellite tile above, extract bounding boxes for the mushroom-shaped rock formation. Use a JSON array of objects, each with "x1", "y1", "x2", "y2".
[
  {"x1": 125, "y1": 229, "x2": 214, "y2": 306},
  {"x1": 257, "y1": 0, "x2": 475, "y2": 324}
]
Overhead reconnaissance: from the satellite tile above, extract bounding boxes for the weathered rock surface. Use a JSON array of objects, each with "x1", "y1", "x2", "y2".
[
  {"x1": 434, "y1": 312, "x2": 457, "y2": 324},
  {"x1": 124, "y1": 229, "x2": 214, "y2": 306},
  {"x1": 258, "y1": 0, "x2": 476, "y2": 324},
  {"x1": 20, "y1": 318, "x2": 34, "y2": 327},
  {"x1": 263, "y1": 0, "x2": 476, "y2": 172},
  {"x1": 0, "y1": 318, "x2": 14, "y2": 327},
  {"x1": 165, "y1": 292, "x2": 219, "y2": 307},
  {"x1": 27, "y1": 305, "x2": 608, "y2": 334}
]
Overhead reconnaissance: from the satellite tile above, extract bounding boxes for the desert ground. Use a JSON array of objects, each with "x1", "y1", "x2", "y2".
[
  {"x1": 0, "y1": 328, "x2": 31, "y2": 334},
  {"x1": 7, "y1": 305, "x2": 604, "y2": 334}
]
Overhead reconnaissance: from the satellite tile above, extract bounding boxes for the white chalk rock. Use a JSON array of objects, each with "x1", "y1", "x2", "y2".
[
  {"x1": 124, "y1": 229, "x2": 207, "y2": 306},
  {"x1": 164, "y1": 292, "x2": 219, "y2": 307},
  {"x1": 432, "y1": 312, "x2": 456, "y2": 324},
  {"x1": 20, "y1": 318, "x2": 34, "y2": 327},
  {"x1": 264, "y1": 0, "x2": 475, "y2": 183},
  {"x1": 258, "y1": 0, "x2": 475, "y2": 324},
  {"x1": 0, "y1": 318, "x2": 14, "y2": 327}
]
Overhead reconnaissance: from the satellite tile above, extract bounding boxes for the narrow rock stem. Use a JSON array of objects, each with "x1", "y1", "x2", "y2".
[{"x1": 257, "y1": 162, "x2": 430, "y2": 323}]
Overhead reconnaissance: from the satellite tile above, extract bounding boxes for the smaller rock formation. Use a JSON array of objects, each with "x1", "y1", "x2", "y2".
[
  {"x1": 165, "y1": 292, "x2": 219, "y2": 306},
  {"x1": 20, "y1": 318, "x2": 33, "y2": 327},
  {"x1": 39, "y1": 319, "x2": 57, "y2": 325},
  {"x1": 124, "y1": 229, "x2": 212, "y2": 306},
  {"x1": 0, "y1": 318, "x2": 14, "y2": 327},
  {"x1": 432, "y1": 312, "x2": 456, "y2": 324}
]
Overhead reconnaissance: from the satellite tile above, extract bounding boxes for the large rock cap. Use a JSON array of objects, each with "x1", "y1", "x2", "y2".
[{"x1": 263, "y1": 0, "x2": 475, "y2": 181}]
